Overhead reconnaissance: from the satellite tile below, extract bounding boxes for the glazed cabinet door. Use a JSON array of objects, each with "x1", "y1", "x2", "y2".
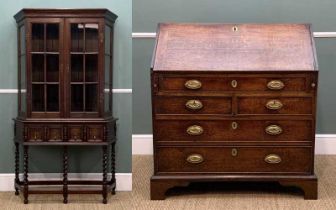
[
  {"x1": 65, "y1": 18, "x2": 104, "y2": 117},
  {"x1": 27, "y1": 18, "x2": 64, "y2": 118}
]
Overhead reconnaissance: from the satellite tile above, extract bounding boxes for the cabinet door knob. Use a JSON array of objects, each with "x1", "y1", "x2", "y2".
[
  {"x1": 186, "y1": 125, "x2": 203, "y2": 136},
  {"x1": 267, "y1": 80, "x2": 284, "y2": 90},
  {"x1": 186, "y1": 154, "x2": 204, "y2": 164},
  {"x1": 265, "y1": 154, "x2": 282, "y2": 164},
  {"x1": 265, "y1": 125, "x2": 283, "y2": 135},
  {"x1": 185, "y1": 100, "x2": 203, "y2": 110},
  {"x1": 185, "y1": 80, "x2": 202, "y2": 90},
  {"x1": 266, "y1": 99, "x2": 283, "y2": 110}
]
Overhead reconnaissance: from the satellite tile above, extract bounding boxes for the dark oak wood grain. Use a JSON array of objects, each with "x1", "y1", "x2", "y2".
[{"x1": 150, "y1": 23, "x2": 318, "y2": 200}]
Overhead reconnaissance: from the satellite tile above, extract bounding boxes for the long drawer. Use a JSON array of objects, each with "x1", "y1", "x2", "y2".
[
  {"x1": 154, "y1": 119, "x2": 313, "y2": 143},
  {"x1": 25, "y1": 124, "x2": 109, "y2": 143},
  {"x1": 156, "y1": 146, "x2": 312, "y2": 174},
  {"x1": 157, "y1": 74, "x2": 311, "y2": 92}
]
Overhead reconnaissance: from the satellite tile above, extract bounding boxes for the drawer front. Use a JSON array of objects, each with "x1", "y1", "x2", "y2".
[
  {"x1": 86, "y1": 125, "x2": 104, "y2": 142},
  {"x1": 155, "y1": 120, "x2": 312, "y2": 143},
  {"x1": 47, "y1": 126, "x2": 63, "y2": 142},
  {"x1": 27, "y1": 126, "x2": 45, "y2": 142},
  {"x1": 238, "y1": 97, "x2": 313, "y2": 115},
  {"x1": 157, "y1": 147, "x2": 312, "y2": 173},
  {"x1": 155, "y1": 96, "x2": 232, "y2": 114},
  {"x1": 68, "y1": 125, "x2": 84, "y2": 142},
  {"x1": 158, "y1": 75, "x2": 308, "y2": 92}
]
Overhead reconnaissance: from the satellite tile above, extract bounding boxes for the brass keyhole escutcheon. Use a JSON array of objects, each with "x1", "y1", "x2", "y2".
[
  {"x1": 311, "y1": 83, "x2": 316, "y2": 88},
  {"x1": 231, "y1": 148, "x2": 238, "y2": 157},
  {"x1": 232, "y1": 26, "x2": 238, "y2": 32},
  {"x1": 231, "y1": 80, "x2": 238, "y2": 88},
  {"x1": 231, "y1": 122, "x2": 238, "y2": 130},
  {"x1": 33, "y1": 132, "x2": 37, "y2": 140},
  {"x1": 74, "y1": 135, "x2": 77, "y2": 140},
  {"x1": 53, "y1": 135, "x2": 57, "y2": 140},
  {"x1": 93, "y1": 135, "x2": 97, "y2": 140}
]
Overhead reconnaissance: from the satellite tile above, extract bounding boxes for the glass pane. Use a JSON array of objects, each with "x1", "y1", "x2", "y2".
[
  {"x1": 85, "y1": 23, "x2": 99, "y2": 52},
  {"x1": 104, "y1": 55, "x2": 111, "y2": 112},
  {"x1": 32, "y1": 54, "x2": 44, "y2": 82},
  {"x1": 71, "y1": 24, "x2": 84, "y2": 52},
  {"x1": 71, "y1": 54, "x2": 83, "y2": 82},
  {"x1": 46, "y1": 54, "x2": 59, "y2": 82},
  {"x1": 32, "y1": 84, "x2": 44, "y2": 111},
  {"x1": 32, "y1": 23, "x2": 44, "y2": 52},
  {"x1": 20, "y1": 55, "x2": 26, "y2": 112},
  {"x1": 85, "y1": 84, "x2": 97, "y2": 111},
  {"x1": 47, "y1": 84, "x2": 59, "y2": 111},
  {"x1": 85, "y1": 54, "x2": 98, "y2": 82},
  {"x1": 104, "y1": 26, "x2": 111, "y2": 55},
  {"x1": 71, "y1": 84, "x2": 83, "y2": 111},
  {"x1": 20, "y1": 26, "x2": 25, "y2": 55},
  {"x1": 46, "y1": 24, "x2": 59, "y2": 52}
]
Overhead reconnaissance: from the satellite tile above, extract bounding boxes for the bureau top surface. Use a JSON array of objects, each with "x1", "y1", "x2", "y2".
[{"x1": 152, "y1": 23, "x2": 318, "y2": 71}]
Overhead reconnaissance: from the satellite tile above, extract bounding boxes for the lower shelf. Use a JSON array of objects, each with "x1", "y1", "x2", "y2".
[{"x1": 15, "y1": 179, "x2": 116, "y2": 203}]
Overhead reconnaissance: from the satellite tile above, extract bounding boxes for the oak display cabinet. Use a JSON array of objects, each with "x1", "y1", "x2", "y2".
[{"x1": 13, "y1": 9, "x2": 117, "y2": 204}]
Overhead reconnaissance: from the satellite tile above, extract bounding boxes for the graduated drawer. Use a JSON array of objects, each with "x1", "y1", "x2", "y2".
[
  {"x1": 155, "y1": 96, "x2": 232, "y2": 114},
  {"x1": 237, "y1": 96, "x2": 313, "y2": 115},
  {"x1": 155, "y1": 120, "x2": 313, "y2": 143},
  {"x1": 156, "y1": 146, "x2": 312, "y2": 174},
  {"x1": 157, "y1": 74, "x2": 309, "y2": 92}
]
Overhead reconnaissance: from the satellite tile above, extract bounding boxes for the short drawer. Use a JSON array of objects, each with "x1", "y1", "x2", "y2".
[
  {"x1": 26, "y1": 125, "x2": 45, "y2": 142},
  {"x1": 237, "y1": 97, "x2": 313, "y2": 115},
  {"x1": 155, "y1": 120, "x2": 313, "y2": 143},
  {"x1": 155, "y1": 96, "x2": 232, "y2": 115},
  {"x1": 68, "y1": 125, "x2": 84, "y2": 142},
  {"x1": 86, "y1": 125, "x2": 104, "y2": 142},
  {"x1": 158, "y1": 74, "x2": 309, "y2": 92},
  {"x1": 47, "y1": 126, "x2": 63, "y2": 142},
  {"x1": 156, "y1": 146, "x2": 312, "y2": 174}
]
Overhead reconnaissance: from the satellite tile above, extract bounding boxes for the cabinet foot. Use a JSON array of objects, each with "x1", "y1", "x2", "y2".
[
  {"x1": 150, "y1": 178, "x2": 189, "y2": 200},
  {"x1": 279, "y1": 178, "x2": 318, "y2": 200},
  {"x1": 15, "y1": 189, "x2": 19, "y2": 195}
]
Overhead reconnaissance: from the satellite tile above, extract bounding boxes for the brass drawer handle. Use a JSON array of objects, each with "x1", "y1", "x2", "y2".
[
  {"x1": 265, "y1": 125, "x2": 283, "y2": 135},
  {"x1": 265, "y1": 154, "x2": 282, "y2": 164},
  {"x1": 231, "y1": 80, "x2": 238, "y2": 88},
  {"x1": 231, "y1": 122, "x2": 238, "y2": 130},
  {"x1": 267, "y1": 80, "x2": 284, "y2": 90},
  {"x1": 186, "y1": 154, "x2": 204, "y2": 164},
  {"x1": 186, "y1": 125, "x2": 203, "y2": 136},
  {"x1": 266, "y1": 99, "x2": 283, "y2": 110},
  {"x1": 185, "y1": 80, "x2": 202, "y2": 90},
  {"x1": 185, "y1": 100, "x2": 203, "y2": 110}
]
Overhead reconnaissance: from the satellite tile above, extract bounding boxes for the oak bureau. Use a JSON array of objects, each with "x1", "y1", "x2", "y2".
[{"x1": 150, "y1": 23, "x2": 318, "y2": 200}]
